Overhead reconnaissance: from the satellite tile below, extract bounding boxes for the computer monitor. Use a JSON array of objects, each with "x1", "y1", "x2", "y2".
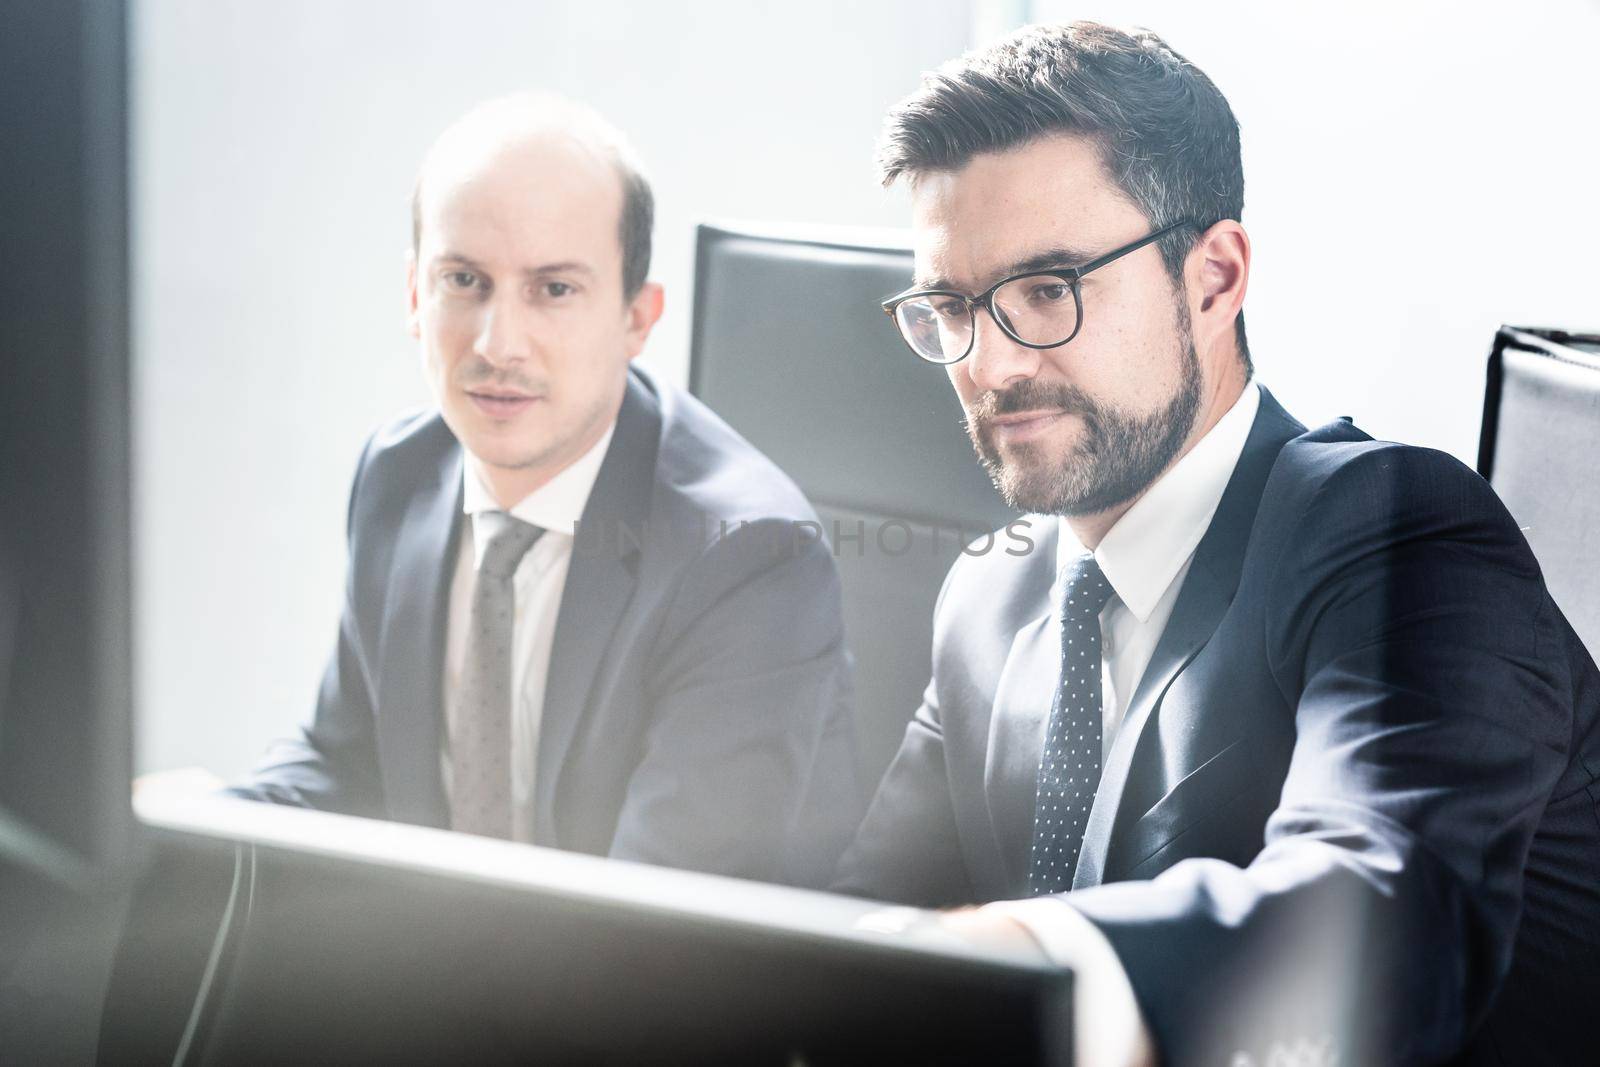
[
  {"x1": 104, "y1": 796, "x2": 1072, "y2": 1065},
  {"x1": 0, "y1": 0, "x2": 133, "y2": 898},
  {"x1": 1, "y1": 0, "x2": 135, "y2": 1059}
]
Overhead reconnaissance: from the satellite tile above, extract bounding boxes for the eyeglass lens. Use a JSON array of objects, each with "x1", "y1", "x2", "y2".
[{"x1": 892, "y1": 274, "x2": 1080, "y2": 363}]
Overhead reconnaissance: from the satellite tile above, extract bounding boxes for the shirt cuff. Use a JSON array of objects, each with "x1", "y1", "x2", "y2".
[{"x1": 983, "y1": 896, "x2": 1156, "y2": 1067}]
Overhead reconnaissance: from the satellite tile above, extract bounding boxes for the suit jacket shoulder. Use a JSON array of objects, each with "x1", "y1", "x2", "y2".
[
  {"x1": 349, "y1": 408, "x2": 459, "y2": 518},
  {"x1": 643, "y1": 366, "x2": 823, "y2": 531},
  {"x1": 1247, "y1": 423, "x2": 1558, "y2": 690}
]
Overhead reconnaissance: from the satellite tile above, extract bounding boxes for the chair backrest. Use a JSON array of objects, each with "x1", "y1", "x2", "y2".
[
  {"x1": 688, "y1": 222, "x2": 1019, "y2": 794},
  {"x1": 1477, "y1": 325, "x2": 1600, "y2": 659}
]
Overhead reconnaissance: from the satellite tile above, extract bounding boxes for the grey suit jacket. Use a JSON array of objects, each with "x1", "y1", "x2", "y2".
[
  {"x1": 835, "y1": 388, "x2": 1600, "y2": 1065},
  {"x1": 230, "y1": 366, "x2": 859, "y2": 889}
]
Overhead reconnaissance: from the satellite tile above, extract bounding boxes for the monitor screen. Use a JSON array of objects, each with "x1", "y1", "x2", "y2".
[
  {"x1": 0, "y1": 0, "x2": 134, "y2": 902},
  {"x1": 1, "y1": 0, "x2": 136, "y2": 1059}
]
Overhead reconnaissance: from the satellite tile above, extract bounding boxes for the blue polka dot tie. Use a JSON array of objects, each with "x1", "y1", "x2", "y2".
[
  {"x1": 448, "y1": 511, "x2": 543, "y2": 840},
  {"x1": 1027, "y1": 552, "x2": 1115, "y2": 895}
]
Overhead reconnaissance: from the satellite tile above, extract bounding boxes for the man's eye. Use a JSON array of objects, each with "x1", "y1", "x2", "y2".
[
  {"x1": 543, "y1": 281, "x2": 575, "y2": 298},
  {"x1": 930, "y1": 297, "x2": 967, "y2": 320},
  {"x1": 444, "y1": 270, "x2": 482, "y2": 291},
  {"x1": 1028, "y1": 282, "x2": 1071, "y2": 304}
]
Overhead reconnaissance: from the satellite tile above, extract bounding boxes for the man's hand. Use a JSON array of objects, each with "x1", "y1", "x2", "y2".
[
  {"x1": 853, "y1": 904, "x2": 1049, "y2": 963},
  {"x1": 937, "y1": 905, "x2": 1051, "y2": 962},
  {"x1": 860, "y1": 903, "x2": 1153, "y2": 1065}
]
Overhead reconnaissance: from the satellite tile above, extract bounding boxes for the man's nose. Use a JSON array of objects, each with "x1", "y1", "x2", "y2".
[
  {"x1": 472, "y1": 293, "x2": 533, "y2": 367},
  {"x1": 964, "y1": 306, "x2": 1042, "y2": 393}
]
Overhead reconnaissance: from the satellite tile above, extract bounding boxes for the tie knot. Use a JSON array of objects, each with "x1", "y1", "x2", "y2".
[
  {"x1": 1060, "y1": 553, "x2": 1114, "y2": 622},
  {"x1": 477, "y1": 512, "x2": 544, "y2": 580}
]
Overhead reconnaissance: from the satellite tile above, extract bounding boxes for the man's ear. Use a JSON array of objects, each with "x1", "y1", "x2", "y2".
[
  {"x1": 623, "y1": 281, "x2": 665, "y2": 360},
  {"x1": 405, "y1": 250, "x2": 421, "y2": 340},
  {"x1": 1190, "y1": 219, "x2": 1250, "y2": 357}
]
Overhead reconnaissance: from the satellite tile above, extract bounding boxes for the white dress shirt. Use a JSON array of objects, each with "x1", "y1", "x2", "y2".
[
  {"x1": 987, "y1": 380, "x2": 1261, "y2": 1067},
  {"x1": 440, "y1": 423, "x2": 614, "y2": 844}
]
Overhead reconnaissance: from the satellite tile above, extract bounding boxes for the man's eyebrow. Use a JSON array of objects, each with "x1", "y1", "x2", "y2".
[
  {"x1": 999, "y1": 244, "x2": 1098, "y2": 278},
  {"x1": 522, "y1": 261, "x2": 595, "y2": 278},
  {"x1": 912, "y1": 245, "x2": 1099, "y2": 293},
  {"x1": 431, "y1": 252, "x2": 484, "y2": 270},
  {"x1": 428, "y1": 254, "x2": 596, "y2": 278}
]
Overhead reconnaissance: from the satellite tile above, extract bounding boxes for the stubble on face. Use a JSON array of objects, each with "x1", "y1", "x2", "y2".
[
  {"x1": 448, "y1": 355, "x2": 556, "y2": 471},
  {"x1": 965, "y1": 305, "x2": 1202, "y2": 516}
]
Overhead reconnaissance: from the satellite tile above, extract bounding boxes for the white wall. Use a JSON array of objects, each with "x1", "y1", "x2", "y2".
[
  {"x1": 132, "y1": 0, "x2": 976, "y2": 775},
  {"x1": 1026, "y1": 0, "x2": 1600, "y2": 451}
]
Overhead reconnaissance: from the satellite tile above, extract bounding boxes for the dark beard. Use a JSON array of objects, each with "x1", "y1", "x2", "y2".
[{"x1": 966, "y1": 335, "x2": 1203, "y2": 517}]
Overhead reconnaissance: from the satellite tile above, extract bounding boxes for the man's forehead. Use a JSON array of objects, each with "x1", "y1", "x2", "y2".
[
  {"x1": 911, "y1": 232, "x2": 1100, "y2": 292},
  {"x1": 910, "y1": 204, "x2": 1099, "y2": 291},
  {"x1": 422, "y1": 133, "x2": 619, "y2": 215},
  {"x1": 906, "y1": 138, "x2": 1139, "y2": 289},
  {"x1": 417, "y1": 136, "x2": 623, "y2": 261}
]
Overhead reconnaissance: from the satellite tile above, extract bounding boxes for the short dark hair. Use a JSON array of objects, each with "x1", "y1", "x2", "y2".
[
  {"x1": 613, "y1": 165, "x2": 654, "y2": 300},
  {"x1": 880, "y1": 22, "x2": 1249, "y2": 366},
  {"x1": 411, "y1": 95, "x2": 654, "y2": 300}
]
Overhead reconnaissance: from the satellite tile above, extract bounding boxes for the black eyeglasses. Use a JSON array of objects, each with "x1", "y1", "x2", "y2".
[{"x1": 880, "y1": 220, "x2": 1196, "y2": 365}]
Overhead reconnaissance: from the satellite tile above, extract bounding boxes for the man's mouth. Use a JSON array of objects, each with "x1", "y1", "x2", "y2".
[
  {"x1": 983, "y1": 408, "x2": 1070, "y2": 444},
  {"x1": 466, "y1": 388, "x2": 541, "y2": 419}
]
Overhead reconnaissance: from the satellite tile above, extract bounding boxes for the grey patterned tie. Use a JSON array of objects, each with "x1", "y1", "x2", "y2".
[
  {"x1": 1028, "y1": 552, "x2": 1116, "y2": 894},
  {"x1": 449, "y1": 511, "x2": 543, "y2": 839}
]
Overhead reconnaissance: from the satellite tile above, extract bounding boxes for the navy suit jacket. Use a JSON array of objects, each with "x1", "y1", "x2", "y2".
[
  {"x1": 834, "y1": 388, "x2": 1600, "y2": 1064},
  {"x1": 230, "y1": 367, "x2": 859, "y2": 888}
]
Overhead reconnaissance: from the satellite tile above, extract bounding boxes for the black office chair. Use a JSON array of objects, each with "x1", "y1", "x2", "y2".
[
  {"x1": 688, "y1": 222, "x2": 1019, "y2": 795},
  {"x1": 1477, "y1": 325, "x2": 1600, "y2": 659}
]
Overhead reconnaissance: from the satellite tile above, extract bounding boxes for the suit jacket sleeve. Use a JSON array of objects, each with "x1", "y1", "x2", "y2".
[
  {"x1": 221, "y1": 434, "x2": 387, "y2": 819},
  {"x1": 829, "y1": 565, "x2": 976, "y2": 907},
  {"x1": 1066, "y1": 446, "x2": 1575, "y2": 1065},
  {"x1": 605, "y1": 518, "x2": 858, "y2": 888}
]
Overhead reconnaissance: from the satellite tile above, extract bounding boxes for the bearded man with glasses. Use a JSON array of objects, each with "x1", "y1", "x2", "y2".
[{"x1": 834, "y1": 22, "x2": 1599, "y2": 1067}]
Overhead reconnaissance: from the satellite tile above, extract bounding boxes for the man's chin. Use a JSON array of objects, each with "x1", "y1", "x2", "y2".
[
  {"x1": 454, "y1": 424, "x2": 558, "y2": 473},
  {"x1": 474, "y1": 446, "x2": 558, "y2": 474},
  {"x1": 986, "y1": 455, "x2": 1062, "y2": 514},
  {"x1": 986, "y1": 453, "x2": 1129, "y2": 517}
]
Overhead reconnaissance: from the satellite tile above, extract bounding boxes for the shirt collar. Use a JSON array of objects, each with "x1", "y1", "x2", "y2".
[
  {"x1": 461, "y1": 421, "x2": 616, "y2": 567},
  {"x1": 1057, "y1": 380, "x2": 1261, "y2": 622}
]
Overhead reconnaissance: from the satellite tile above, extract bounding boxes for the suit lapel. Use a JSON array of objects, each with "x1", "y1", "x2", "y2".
[
  {"x1": 532, "y1": 371, "x2": 661, "y2": 844},
  {"x1": 1071, "y1": 556, "x2": 1229, "y2": 888},
  {"x1": 1072, "y1": 388, "x2": 1305, "y2": 890},
  {"x1": 375, "y1": 442, "x2": 462, "y2": 829}
]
